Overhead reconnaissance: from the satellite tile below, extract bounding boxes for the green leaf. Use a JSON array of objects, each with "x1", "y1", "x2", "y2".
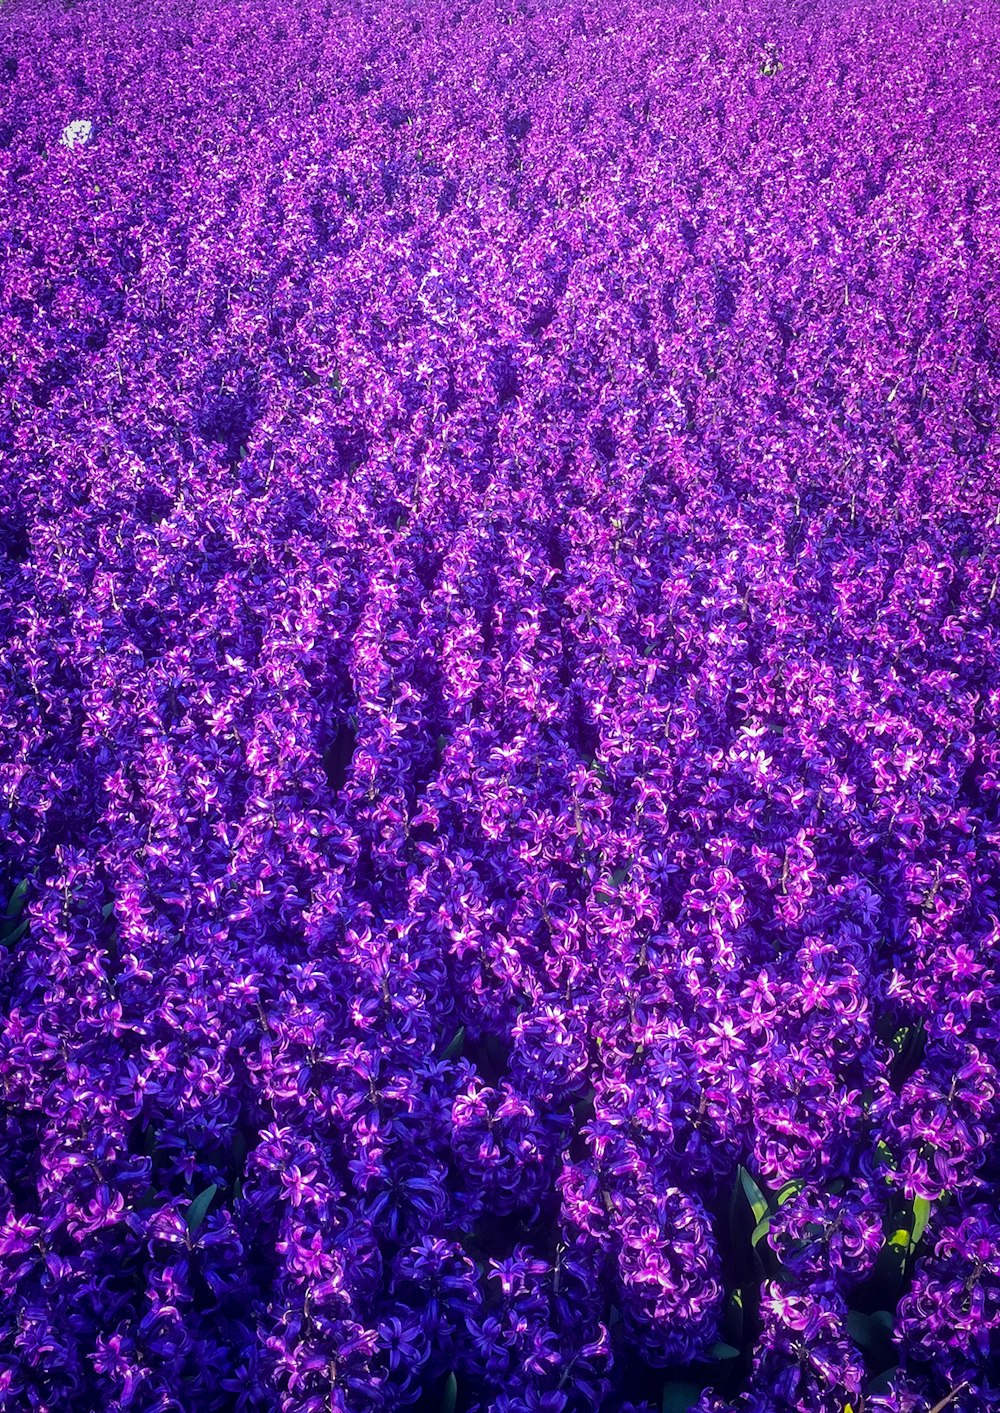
[
  {"x1": 186, "y1": 1183, "x2": 218, "y2": 1236},
  {"x1": 867, "y1": 1238, "x2": 908, "y2": 1307},
  {"x1": 910, "y1": 1196, "x2": 932, "y2": 1250},
  {"x1": 739, "y1": 1166, "x2": 769, "y2": 1224},
  {"x1": 846, "y1": 1310, "x2": 895, "y2": 1364},
  {"x1": 864, "y1": 1367, "x2": 899, "y2": 1396},
  {"x1": 4, "y1": 880, "x2": 28, "y2": 917},
  {"x1": 440, "y1": 1372, "x2": 457, "y2": 1413},
  {"x1": 442, "y1": 1025, "x2": 466, "y2": 1061},
  {"x1": 102, "y1": 901, "x2": 115, "y2": 919},
  {"x1": 722, "y1": 1286, "x2": 744, "y2": 1346},
  {"x1": 484, "y1": 1033, "x2": 507, "y2": 1076},
  {"x1": 611, "y1": 868, "x2": 628, "y2": 885},
  {"x1": 2, "y1": 918, "x2": 28, "y2": 947},
  {"x1": 710, "y1": 1341, "x2": 740, "y2": 1361},
  {"x1": 776, "y1": 1178, "x2": 805, "y2": 1207},
  {"x1": 875, "y1": 1140, "x2": 896, "y2": 1167},
  {"x1": 662, "y1": 1383, "x2": 702, "y2": 1413},
  {"x1": 751, "y1": 1214, "x2": 772, "y2": 1248},
  {"x1": 845, "y1": 1310, "x2": 878, "y2": 1350}
]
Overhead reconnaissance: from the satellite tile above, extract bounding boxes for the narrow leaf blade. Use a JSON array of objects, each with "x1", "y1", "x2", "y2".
[
  {"x1": 662, "y1": 1383, "x2": 702, "y2": 1413},
  {"x1": 186, "y1": 1183, "x2": 218, "y2": 1236},
  {"x1": 910, "y1": 1195, "x2": 932, "y2": 1251},
  {"x1": 751, "y1": 1214, "x2": 772, "y2": 1249},
  {"x1": 4, "y1": 880, "x2": 28, "y2": 917},
  {"x1": 775, "y1": 1178, "x2": 806, "y2": 1207},
  {"x1": 440, "y1": 1372, "x2": 457, "y2": 1413},
  {"x1": 442, "y1": 1025, "x2": 465, "y2": 1061},
  {"x1": 2, "y1": 918, "x2": 28, "y2": 947},
  {"x1": 739, "y1": 1166, "x2": 769, "y2": 1224}
]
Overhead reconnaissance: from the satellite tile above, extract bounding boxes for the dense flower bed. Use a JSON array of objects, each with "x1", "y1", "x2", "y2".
[{"x1": 1, "y1": 0, "x2": 999, "y2": 1408}]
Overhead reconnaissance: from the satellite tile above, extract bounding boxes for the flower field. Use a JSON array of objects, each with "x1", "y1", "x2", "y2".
[{"x1": 1, "y1": 0, "x2": 999, "y2": 1407}]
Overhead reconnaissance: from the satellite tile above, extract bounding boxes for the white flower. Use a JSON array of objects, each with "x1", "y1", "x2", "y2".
[{"x1": 60, "y1": 119, "x2": 94, "y2": 149}]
